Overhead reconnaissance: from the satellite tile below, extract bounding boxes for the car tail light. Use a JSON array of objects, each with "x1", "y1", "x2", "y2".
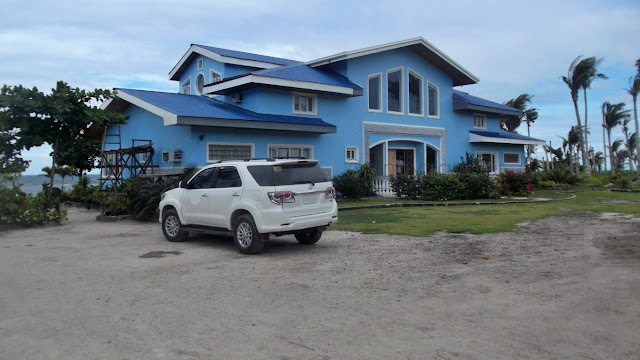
[
  {"x1": 325, "y1": 187, "x2": 335, "y2": 199},
  {"x1": 268, "y1": 191, "x2": 296, "y2": 204}
]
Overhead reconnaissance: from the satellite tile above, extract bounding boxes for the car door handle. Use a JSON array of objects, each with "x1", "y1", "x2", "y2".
[
  {"x1": 202, "y1": 193, "x2": 208, "y2": 197},
  {"x1": 232, "y1": 193, "x2": 240, "y2": 197}
]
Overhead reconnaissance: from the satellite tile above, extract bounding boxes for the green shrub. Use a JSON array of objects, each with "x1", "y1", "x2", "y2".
[
  {"x1": 542, "y1": 164, "x2": 580, "y2": 185},
  {"x1": 458, "y1": 173, "x2": 497, "y2": 199},
  {"x1": 420, "y1": 173, "x2": 464, "y2": 200},
  {"x1": 357, "y1": 163, "x2": 376, "y2": 197},
  {"x1": 453, "y1": 152, "x2": 489, "y2": 174},
  {"x1": 333, "y1": 169, "x2": 365, "y2": 199},
  {"x1": 390, "y1": 172, "x2": 495, "y2": 201},
  {"x1": 0, "y1": 186, "x2": 67, "y2": 225},
  {"x1": 496, "y1": 170, "x2": 535, "y2": 196}
]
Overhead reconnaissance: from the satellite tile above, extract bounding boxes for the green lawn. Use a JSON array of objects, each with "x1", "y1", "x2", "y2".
[{"x1": 332, "y1": 190, "x2": 640, "y2": 236}]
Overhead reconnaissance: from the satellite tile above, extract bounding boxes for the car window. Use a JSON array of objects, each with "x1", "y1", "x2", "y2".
[
  {"x1": 189, "y1": 168, "x2": 216, "y2": 189},
  {"x1": 214, "y1": 166, "x2": 242, "y2": 188},
  {"x1": 247, "y1": 163, "x2": 328, "y2": 186}
]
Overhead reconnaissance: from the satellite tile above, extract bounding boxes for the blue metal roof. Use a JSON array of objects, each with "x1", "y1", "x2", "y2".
[
  {"x1": 194, "y1": 44, "x2": 302, "y2": 66},
  {"x1": 253, "y1": 65, "x2": 362, "y2": 90},
  {"x1": 470, "y1": 130, "x2": 544, "y2": 142},
  {"x1": 116, "y1": 88, "x2": 335, "y2": 128},
  {"x1": 453, "y1": 90, "x2": 521, "y2": 116}
]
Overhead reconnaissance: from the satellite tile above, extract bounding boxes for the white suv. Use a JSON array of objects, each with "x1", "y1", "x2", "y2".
[{"x1": 158, "y1": 159, "x2": 338, "y2": 254}]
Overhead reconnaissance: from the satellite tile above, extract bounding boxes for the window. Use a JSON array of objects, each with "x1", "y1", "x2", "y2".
[
  {"x1": 195, "y1": 73, "x2": 205, "y2": 95},
  {"x1": 368, "y1": 73, "x2": 382, "y2": 112},
  {"x1": 197, "y1": 58, "x2": 203, "y2": 70},
  {"x1": 387, "y1": 68, "x2": 403, "y2": 114},
  {"x1": 214, "y1": 166, "x2": 242, "y2": 188},
  {"x1": 189, "y1": 168, "x2": 216, "y2": 189},
  {"x1": 181, "y1": 78, "x2": 191, "y2": 95},
  {"x1": 210, "y1": 70, "x2": 222, "y2": 83},
  {"x1": 408, "y1": 70, "x2": 423, "y2": 116},
  {"x1": 207, "y1": 143, "x2": 253, "y2": 162},
  {"x1": 473, "y1": 113, "x2": 487, "y2": 129},
  {"x1": 268, "y1": 145, "x2": 312, "y2": 159},
  {"x1": 293, "y1": 93, "x2": 316, "y2": 115},
  {"x1": 138, "y1": 152, "x2": 148, "y2": 164},
  {"x1": 503, "y1": 153, "x2": 521, "y2": 165},
  {"x1": 247, "y1": 163, "x2": 329, "y2": 186},
  {"x1": 101, "y1": 153, "x2": 117, "y2": 178},
  {"x1": 427, "y1": 82, "x2": 439, "y2": 117},
  {"x1": 477, "y1": 152, "x2": 498, "y2": 173},
  {"x1": 345, "y1": 147, "x2": 359, "y2": 163}
]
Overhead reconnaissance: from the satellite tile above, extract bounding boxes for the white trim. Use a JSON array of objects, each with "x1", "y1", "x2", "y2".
[
  {"x1": 197, "y1": 58, "x2": 203, "y2": 70},
  {"x1": 206, "y1": 142, "x2": 255, "y2": 163},
  {"x1": 291, "y1": 92, "x2": 317, "y2": 115},
  {"x1": 305, "y1": 37, "x2": 479, "y2": 85},
  {"x1": 169, "y1": 45, "x2": 281, "y2": 80},
  {"x1": 407, "y1": 68, "x2": 424, "y2": 117},
  {"x1": 469, "y1": 132, "x2": 546, "y2": 146},
  {"x1": 203, "y1": 74, "x2": 356, "y2": 96},
  {"x1": 267, "y1": 144, "x2": 314, "y2": 159},
  {"x1": 99, "y1": 98, "x2": 113, "y2": 110},
  {"x1": 386, "y1": 67, "x2": 404, "y2": 115},
  {"x1": 427, "y1": 81, "x2": 439, "y2": 118},
  {"x1": 362, "y1": 121, "x2": 445, "y2": 131},
  {"x1": 367, "y1": 73, "x2": 382, "y2": 113},
  {"x1": 345, "y1": 146, "x2": 359, "y2": 163},
  {"x1": 503, "y1": 152, "x2": 521, "y2": 165},
  {"x1": 476, "y1": 151, "x2": 499, "y2": 174},
  {"x1": 195, "y1": 72, "x2": 205, "y2": 95},
  {"x1": 210, "y1": 69, "x2": 222, "y2": 84},
  {"x1": 114, "y1": 90, "x2": 178, "y2": 126},
  {"x1": 181, "y1": 77, "x2": 191, "y2": 95},
  {"x1": 473, "y1": 113, "x2": 487, "y2": 129}
]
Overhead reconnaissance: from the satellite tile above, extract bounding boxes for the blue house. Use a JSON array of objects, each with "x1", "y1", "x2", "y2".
[{"x1": 101, "y1": 37, "x2": 544, "y2": 194}]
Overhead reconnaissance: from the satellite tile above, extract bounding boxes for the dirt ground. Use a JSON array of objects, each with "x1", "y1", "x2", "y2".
[{"x1": 1, "y1": 207, "x2": 639, "y2": 360}]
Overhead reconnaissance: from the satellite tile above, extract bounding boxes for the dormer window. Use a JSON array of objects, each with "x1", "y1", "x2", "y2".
[
  {"x1": 181, "y1": 78, "x2": 191, "y2": 95},
  {"x1": 293, "y1": 92, "x2": 317, "y2": 115},
  {"x1": 197, "y1": 58, "x2": 203, "y2": 70},
  {"x1": 473, "y1": 113, "x2": 487, "y2": 129},
  {"x1": 210, "y1": 70, "x2": 222, "y2": 83}
]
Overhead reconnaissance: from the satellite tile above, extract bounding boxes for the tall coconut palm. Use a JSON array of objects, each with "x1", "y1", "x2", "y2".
[
  {"x1": 562, "y1": 56, "x2": 605, "y2": 175},
  {"x1": 501, "y1": 94, "x2": 534, "y2": 133},
  {"x1": 578, "y1": 57, "x2": 607, "y2": 169},
  {"x1": 602, "y1": 101, "x2": 631, "y2": 174},
  {"x1": 611, "y1": 139, "x2": 627, "y2": 170},
  {"x1": 561, "y1": 126, "x2": 581, "y2": 173},
  {"x1": 601, "y1": 103, "x2": 608, "y2": 172},
  {"x1": 523, "y1": 107, "x2": 538, "y2": 163},
  {"x1": 622, "y1": 118, "x2": 635, "y2": 171},
  {"x1": 593, "y1": 151, "x2": 604, "y2": 172},
  {"x1": 626, "y1": 72, "x2": 640, "y2": 177}
]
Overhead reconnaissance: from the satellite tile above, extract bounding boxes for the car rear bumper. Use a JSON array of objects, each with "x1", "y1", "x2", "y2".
[{"x1": 255, "y1": 201, "x2": 338, "y2": 233}]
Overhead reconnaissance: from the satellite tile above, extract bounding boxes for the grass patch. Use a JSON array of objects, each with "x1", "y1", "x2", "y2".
[{"x1": 333, "y1": 190, "x2": 640, "y2": 236}]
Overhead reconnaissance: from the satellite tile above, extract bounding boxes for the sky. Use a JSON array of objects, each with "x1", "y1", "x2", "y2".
[{"x1": 1, "y1": 0, "x2": 639, "y2": 174}]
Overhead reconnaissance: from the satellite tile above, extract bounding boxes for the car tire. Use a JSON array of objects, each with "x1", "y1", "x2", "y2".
[
  {"x1": 162, "y1": 209, "x2": 189, "y2": 242},
  {"x1": 295, "y1": 227, "x2": 324, "y2": 245},
  {"x1": 233, "y1": 214, "x2": 266, "y2": 255}
]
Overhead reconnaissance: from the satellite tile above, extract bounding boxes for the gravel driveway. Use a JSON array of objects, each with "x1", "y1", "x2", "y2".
[{"x1": 1, "y1": 207, "x2": 639, "y2": 359}]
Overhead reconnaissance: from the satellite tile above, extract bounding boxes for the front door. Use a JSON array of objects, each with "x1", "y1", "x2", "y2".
[
  {"x1": 181, "y1": 167, "x2": 217, "y2": 225},
  {"x1": 388, "y1": 149, "x2": 414, "y2": 176}
]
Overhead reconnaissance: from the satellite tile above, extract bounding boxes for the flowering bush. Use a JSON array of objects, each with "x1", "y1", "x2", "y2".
[
  {"x1": 0, "y1": 186, "x2": 67, "y2": 225},
  {"x1": 496, "y1": 170, "x2": 535, "y2": 196}
]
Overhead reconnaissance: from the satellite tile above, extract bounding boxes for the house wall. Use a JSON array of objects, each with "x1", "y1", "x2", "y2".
[{"x1": 177, "y1": 54, "x2": 259, "y2": 94}]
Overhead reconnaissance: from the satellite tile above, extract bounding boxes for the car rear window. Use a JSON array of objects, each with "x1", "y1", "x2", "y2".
[{"x1": 247, "y1": 163, "x2": 329, "y2": 186}]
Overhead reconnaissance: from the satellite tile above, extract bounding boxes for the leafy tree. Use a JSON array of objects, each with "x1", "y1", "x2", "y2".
[
  {"x1": 602, "y1": 101, "x2": 631, "y2": 174},
  {"x1": 55, "y1": 138, "x2": 101, "y2": 176},
  {"x1": 562, "y1": 56, "x2": 606, "y2": 175},
  {"x1": 0, "y1": 81, "x2": 127, "y2": 191},
  {"x1": 0, "y1": 130, "x2": 29, "y2": 187}
]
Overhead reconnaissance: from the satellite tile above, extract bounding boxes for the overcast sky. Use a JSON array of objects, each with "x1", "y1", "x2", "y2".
[{"x1": 2, "y1": 0, "x2": 639, "y2": 174}]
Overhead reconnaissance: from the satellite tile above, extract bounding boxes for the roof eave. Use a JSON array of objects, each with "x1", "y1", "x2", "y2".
[
  {"x1": 176, "y1": 116, "x2": 336, "y2": 134},
  {"x1": 469, "y1": 132, "x2": 545, "y2": 146},
  {"x1": 203, "y1": 74, "x2": 362, "y2": 97},
  {"x1": 453, "y1": 96, "x2": 522, "y2": 117}
]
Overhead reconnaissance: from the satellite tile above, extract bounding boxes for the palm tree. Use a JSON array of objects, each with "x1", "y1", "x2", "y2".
[
  {"x1": 593, "y1": 151, "x2": 604, "y2": 172},
  {"x1": 501, "y1": 94, "x2": 534, "y2": 133},
  {"x1": 523, "y1": 107, "x2": 539, "y2": 163},
  {"x1": 602, "y1": 101, "x2": 631, "y2": 174},
  {"x1": 579, "y1": 58, "x2": 607, "y2": 170},
  {"x1": 626, "y1": 71, "x2": 640, "y2": 177},
  {"x1": 562, "y1": 56, "x2": 605, "y2": 175},
  {"x1": 622, "y1": 118, "x2": 635, "y2": 171},
  {"x1": 57, "y1": 166, "x2": 75, "y2": 191},
  {"x1": 611, "y1": 139, "x2": 627, "y2": 170},
  {"x1": 561, "y1": 126, "x2": 581, "y2": 174},
  {"x1": 602, "y1": 103, "x2": 608, "y2": 172}
]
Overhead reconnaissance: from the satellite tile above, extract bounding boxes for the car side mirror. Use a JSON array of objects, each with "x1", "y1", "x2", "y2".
[{"x1": 179, "y1": 180, "x2": 187, "y2": 189}]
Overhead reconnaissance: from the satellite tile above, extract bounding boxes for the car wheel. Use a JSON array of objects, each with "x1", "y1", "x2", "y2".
[
  {"x1": 233, "y1": 214, "x2": 266, "y2": 255},
  {"x1": 162, "y1": 209, "x2": 189, "y2": 242},
  {"x1": 294, "y1": 227, "x2": 324, "y2": 245}
]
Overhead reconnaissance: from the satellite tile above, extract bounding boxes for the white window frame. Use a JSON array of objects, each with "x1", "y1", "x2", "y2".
[
  {"x1": 345, "y1": 146, "x2": 359, "y2": 163},
  {"x1": 427, "y1": 81, "x2": 439, "y2": 118},
  {"x1": 267, "y1": 144, "x2": 314, "y2": 159},
  {"x1": 476, "y1": 151, "x2": 499, "y2": 174},
  {"x1": 195, "y1": 73, "x2": 205, "y2": 95},
  {"x1": 292, "y1": 92, "x2": 317, "y2": 115},
  {"x1": 101, "y1": 153, "x2": 117, "y2": 179},
  {"x1": 197, "y1": 58, "x2": 203, "y2": 70},
  {"x1": 367, "y1": 73, "x2": 382, "y2": 113},
  {"x1": 503, "y1": 152, "x2": 521, "y2": 165},
  {"x1": 210, "y1": 70, "x2": 222, "y2": 84},
  {"x1": 473, "y1": 113, "x2": 487, "y2": 129},
  {"x1": 181, "y1": 77, "x2": 191, "y2": 95},
  {"x1": 386, "y1": 67, "x2": 404, "y2": 115},
  {"x1": 206, "y1": 142, "x2": 255, "y2": 163},
  {"x1": 139, "y1": 152, "x2": 148, "y2": 163},
  {"x1": 407, "y1": 69, "x2": 424, "y2": 117}
]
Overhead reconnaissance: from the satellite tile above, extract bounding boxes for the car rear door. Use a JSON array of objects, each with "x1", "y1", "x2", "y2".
[
  {"x1": 274, "y1": 163, "x2": 334, "y2": 218},
  {"x1": 209, "y1": 166, "x2": 244, "y2": 228}
]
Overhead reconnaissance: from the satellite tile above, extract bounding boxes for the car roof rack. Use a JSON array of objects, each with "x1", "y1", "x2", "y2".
[{"x1": 213, "y1": 157, "x2": 310, "y2": 164}]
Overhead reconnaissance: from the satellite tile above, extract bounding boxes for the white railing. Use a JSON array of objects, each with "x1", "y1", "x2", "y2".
[{"x1": 373, "y1": 176, "x2": 395, "y2": 197}]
